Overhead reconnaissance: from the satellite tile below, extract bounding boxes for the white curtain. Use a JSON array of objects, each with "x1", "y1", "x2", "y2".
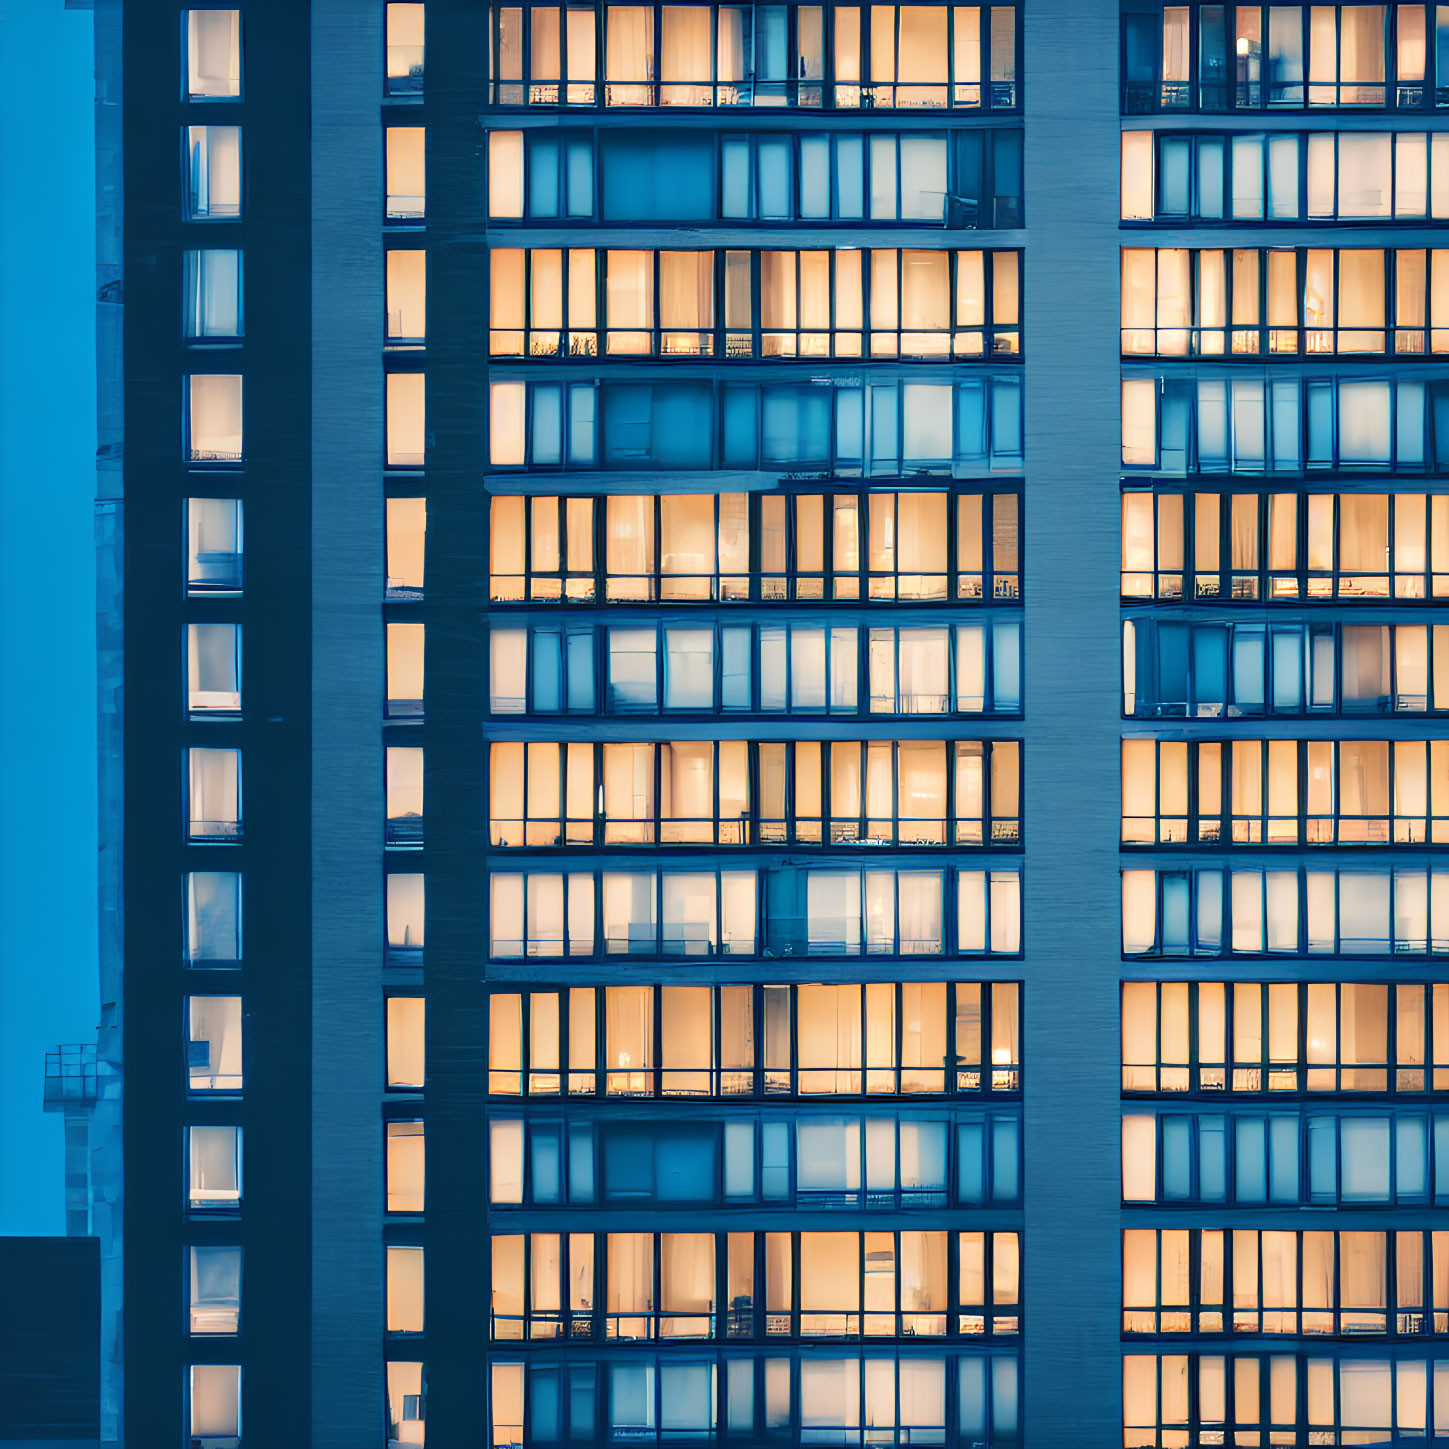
[
  {"x1": 662, "y1": 6, "x2": 713, "y2": 103},
  {"x1": 187, "y1": 250, "x2": 240, "y2": 337},
  {"x1": 189, "y1": 1125, "x2": 240, "y2": 1201},
  {"x1": 606, "y1": 5, "x2": 655, "y2": 101},
  {"x1": 189, "y1": 126, "x2": 241, "y2": 216},
  {"x1": 189, "y1": 10, "x2": 240, "y2": 95}
]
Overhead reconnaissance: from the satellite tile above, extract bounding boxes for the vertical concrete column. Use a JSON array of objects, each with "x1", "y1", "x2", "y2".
[
  {"x1": 310, "y1": 4, "x2": 384, "y2": 1442},
  {"x1": 1021, "y1": 0, "x2": 1124, "y2": 1441}
]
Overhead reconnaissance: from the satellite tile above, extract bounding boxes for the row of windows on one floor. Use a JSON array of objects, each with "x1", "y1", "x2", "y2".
[
  {"x1": 221, "y1": 1240, "x2": 1011, "y2": 1346},
  {"x1": 389, "y1": 1122, "x2": 1009, "y2": 1227},
  {"x1": 180, "y1": 124, "x2": 1021, "y2": 242},
  {"x1": 485, "y1": 248, "x2": 1020, "y2": 361},
  {"x1": 1122, "y1": 1, "x2": 1449, "y2": 113},
  {"x1": 485, "y1": 1110, "x2": 1022, "y2": 1207},
  {"x1": 1123, "y1": 618, "x2": 1449, "y2": 719},
  {"x1": 185, "y1": 620, "x2": 1024, "y2": 725},
  {"x1": 1121, "y1": 979, "x2": 1449, "y2": 1095},
  {"x1": 180, "y1": 373, "x2": 1026, "y2": 476},
  {"x1": 1122, "y1": 1350, "x2": 1449, "y2": 1447},
  {"x1": 201, "y1": 1351, "x2": 1022, "y2": 1449},
  {"x1": 386, "y1": 120, "x2": 1020, "y2": 228},
  {"x1": 1120, "y1": 488, "x2": 1449, "y2": 604},
  {"x1": 484, "y1": 487, "x2": 1019, "y2": 605},
  {"x1": 1122, "y1": 1107, "x2": 1449, "y2": 1206},
  {"x1": 487, "y1": 376, "x2": 1023, "y2": 474},
  {"x1": 482, "y1": 619, "x2": 1023, "y2": 721},
  {"x1": 396, "y1": 980, "x2": 1021, "y2": 1104},
  {"x1": 484, "y1": 980, "x2": 1021, "y2": 1099},
  {"x1": 485, "y1": 3, "x2": 1020, "y2": 110},
  {"x1": 1120, "y1": 737, "x2": 1449, "y2": 848},
  {"x1": 1122, "y1": 247, "x2": 1449, "y2": 360},
  {"x1": 221, "y1": 490, "x2": 1015, "y2": 606},
  {"x1": 485, "y1": 738, "x2": 1021, "y2": 849},
  {"x1": 488, "y1": 1229, "x2": 1022, "y2": 1343},
  {"x1": 189, "y1": 1112, "x2": 1022, "y2": 1224},
  {"x1": 185, "y1": 1243, "x2": 426, "y2": 1340},
  {"x1": 177, "y1": 5, "x2": 422, "y2": 104},
  {"x1": 390, "y1": 737, "x2": 1020, "y2": 856},
  {"x1": 482, "y1": 864, "x2": 1022, "y2": 961},
  {"x1": 1120, "y1": 370, "x2": 1449, "y2": 475},
  {"x1": 485, "y1": 1351, "x2": 1022, "y2": 1449},
  {"x1": 480, "y1": 127, "x2": 1022, "y2": 228},
  {"x1": 1121, "y1": 127, "x2": 1449, "y2": 225},
  {"x1": 1123, "y1": 1228, "x2": 1449, "y2": 1340},
  {"x1": 178, "y1": 863, "x2": 1024, "y2": 966},
  {"x1": 198, "y1": 741, "x2": 1002, "y2": 852},
  {"x1": 1121, "y1": 862, "x2": 1449, "y2": 957}
]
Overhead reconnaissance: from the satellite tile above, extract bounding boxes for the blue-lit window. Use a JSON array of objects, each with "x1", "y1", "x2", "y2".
[
  {"x1": 489, "y1": 863, "x2": 1022, "y2": 960},
  {"x1": 1123, "y1": 863, "x2": 1449, "y2": 957},
  {"x1": 1121, "y1": 370, "x2": 1449, "y2": 474},
  {"x1": 1124, "y1": 618, "x2": 1449, "y2": 719},
  {"x1": 1122, "y1": 128, "x2": 1449, "y2": 224},
  {"x1": 490, "y1": 375, "x2": 1024, "y2": 476},
  {"x1": 489, "y1": 1348, "x2": 1021, "y2": 1447},
  {"x1": 1122, "y1": 1107, "x2": 1449, "y2": 1205},
  {"x1": 488, "y1": 617, "x2": 1023, "y2": 718},
  {"x1": 1121, "y1": 1, "x2": 1443, "y2": 113}
]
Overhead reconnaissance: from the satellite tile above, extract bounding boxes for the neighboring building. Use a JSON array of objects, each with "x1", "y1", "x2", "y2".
[
  {"x1": 1118, "y1": 7, "x2": 1449, "y2": 1445},
  {"x1": 105, "y1": 2, "x2": 1449, "y2": 1448},
  {"x1": 44, "y1": 1044, "x2": 100, "y2": 1238},
  {"x1": 0, "y1": 1236, "x2": 101, "y2": 1449}
]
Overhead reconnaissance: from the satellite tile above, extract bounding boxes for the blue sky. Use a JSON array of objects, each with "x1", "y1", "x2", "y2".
[{"x1": 0, "y1": 0, "x2": 100, "y2": 1235}]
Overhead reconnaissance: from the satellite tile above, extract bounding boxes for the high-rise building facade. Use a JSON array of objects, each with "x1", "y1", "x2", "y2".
[
  {"x1": 102, "y1": 2, "x2": 1449, "y2": 1447},
  {"x1": 1118, "y1": 6, "x2": 1449, "y2": 1445}
]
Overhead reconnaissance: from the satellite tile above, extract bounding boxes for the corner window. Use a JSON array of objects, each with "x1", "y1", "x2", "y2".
[
  {"x1": 184, "y1": 250, "x2": 243, "y2": 341},
  {"x1": 186, "y1": 498, "x2": 243, "y2": 596},
  {"x1": 185, "y1": 125, "x2": 241, "y2": 219},
  {"x1": 187, "y1": 995, "x2": 243, "y2": 1092},
  {"x1": 185, "y1": 10, "x2": 241, "y2": 97},
  {"x1": 187, "y1": 374, "x2": 243, "y2": 463}
]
